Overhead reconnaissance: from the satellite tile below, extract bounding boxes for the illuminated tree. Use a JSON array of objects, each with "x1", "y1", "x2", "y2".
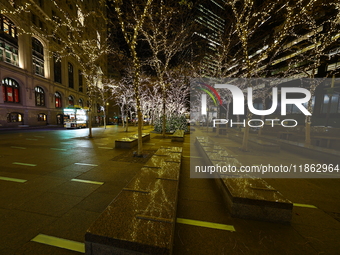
[
  {"x1": 111, "y1": 0, "x2": 153, "y2": 156},
  {"x1": 97, "y1": 77, "x2": 117, "y2": 129},
  {"x1": 272, "y1": 0, "x2": 340, "y2": 145},
  {"x1": 111, "y1": 67, "x2": 137, "y2": 132},
  {"x1": 141, "y1": 0, "x2": 192, "y2": 136},
  {"x1": 48, "y1": 1, "x2": 111, "y2": 137}
]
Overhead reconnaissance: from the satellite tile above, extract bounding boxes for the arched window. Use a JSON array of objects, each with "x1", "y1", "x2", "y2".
[
  {"x1": 32, "y1": 38, "x2": 44, "y2": 76},
  {"x1": 35, "y1": 86, "x2": 45, "y2": 106},
  {"x1": 2, "y1": 77, "x2": 20, "y2": 103},
  {"x1": 68, "y1": 62, "x2": 74, "y2": 88},
  {"x1": 55, "y1": 92, "x2": 62, "y2": 108},
  {"x1": 68, "y1": 95, "x2": 74, "y2": 106},
  {"x1": 78, "y1": 98, "x2": 83, "y2": 107},
  {"x1": 0, "y1": 15, "x2": 18, "y2": 66}
]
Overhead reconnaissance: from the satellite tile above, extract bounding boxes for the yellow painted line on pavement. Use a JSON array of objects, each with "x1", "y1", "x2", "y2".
[
  {"x1": 293, "y1": 203, "x2": 317, "y2": 209},
  {"x1": 13, "y1": 162, "x2": 37, "y2": 167},
  {"x1": 176, "y1": 218, "x2": 235, "y2": 232},
  {"x1": 71, "y1": 178, "x2": 104, "y2": 185},
  {"x1": 183, "y1": 156, "x2": 202, "y2": 158},
  {"x1": 0, "y1": 176, "x2": 27, "y2": 183},
  {"x1": 31, "y1": 234, "x2": 85, "y2": 253}
]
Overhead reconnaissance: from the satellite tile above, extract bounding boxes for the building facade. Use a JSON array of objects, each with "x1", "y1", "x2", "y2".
[
  {"x1": 194, "y1": 0, "x2": 340, "y2": 128},
  {"x1": 0, "y1": 0, "x2": 107, "y2": 128}
]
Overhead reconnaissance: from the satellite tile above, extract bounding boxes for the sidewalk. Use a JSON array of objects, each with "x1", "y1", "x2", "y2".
[{"x1": 1, "y1": 125, "x2": 339, "y2": 254}]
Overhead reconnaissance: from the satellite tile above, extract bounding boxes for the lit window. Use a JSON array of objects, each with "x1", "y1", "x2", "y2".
[
  {"x1": 1, "y1": 42, "x2": 19, "y2": 66},
  {"x1": 2, "y1": 77, "x2": 20, "y2": 103},
  {"x1": 38, "y1": 113, "x2": 47, "y2": 121},
  {"x1": 35, "y1": 86, "x2": 45, "y2": 106},
  {"x1": 7, "y1": 112, "x2": 22, "y2": 122},
  {"x1": 78, "y1": 98, "x2": 83, "y2": 107},
  {"x1": 0, "y1": 15, "x2": 18, "y2": 66},
  {"x1": 55, "y1": 92, "x2": 62, "y2": 108},
  {"x1": 32, "y1": 38, "x2": 44, "y2": 76},
  {"x1": 68, "y1": 95, "x2": 74, "y2": 106},
  {"x1": 1, "y1": 15, "x2": 17, "y2": 39}
]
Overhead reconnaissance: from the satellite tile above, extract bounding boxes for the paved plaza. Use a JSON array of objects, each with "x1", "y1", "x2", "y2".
[{"x1": 0, "y1": 125, "x2": 339, "y2": 254}]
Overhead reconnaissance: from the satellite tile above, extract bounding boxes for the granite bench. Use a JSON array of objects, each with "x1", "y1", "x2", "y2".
[
  {"x1": 85, "y1": 146, "x2": 182, "y2": 255},
  {"x1": 171, "y1": 129, "x2": 184, "y2": 142},
  {"x1": 115, "y1": 133, "x2": 150, "y2": 149},
  {"x1": 195, "y1": 137, "x2": 292, "y2": 223}
]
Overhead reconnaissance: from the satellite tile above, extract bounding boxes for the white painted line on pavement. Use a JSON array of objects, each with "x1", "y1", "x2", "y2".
[
  {"x1": 13, "y1": 162, "x2": 37, "y2": 167},
  {"x1": 71, "y1": 178, "x2": 104, "y2": 185},
  {"x1": 0, "y1": 176, "x2": 27, "y2": 183},
  {"x1": 50, "y1": 148, "x2": 67, "y2": 151},
  {"x1": 31, "y1": 234, "x2": 85, "y2": 253},
  {"x1": 177, "y1": 218, "x2": 235, "y2": 232},
  {"x1": 74, "y1": 163, "x2": 98, "y2": 167},
  {"x1": 10, "y1": 146, "x2": 26, "y2": 149},
  {"x1": 26, "y1": 138, "x2": 38, "y2": 141}
]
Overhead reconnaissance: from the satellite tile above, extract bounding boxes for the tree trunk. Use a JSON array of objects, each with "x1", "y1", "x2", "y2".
[
  {"x1": 88, "y1": 109, "x2": 93, "y2": 138},
  {"x1": 162, "y1": 92, "x2": 166, "y2": 137},
  {"x1": 125, "y1": 115, "x2": 129, "y2": 132},
  {"x1": 103, "y1": 108, "x2": 106, "y2": 129}
]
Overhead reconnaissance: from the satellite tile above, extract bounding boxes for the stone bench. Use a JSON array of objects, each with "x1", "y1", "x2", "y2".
[
  {"x1": 115, "y1": 133, "x2": 150, "y2": 149},
  {"x1": 171, "y1": 129, "x2": 184, "y2": 142},
  {"x1": 85, "y1": 146, "x2": 182, "y2": 255},
  {"x1": 195, "y1": 137, "x2": 292, "y2": 223}
]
